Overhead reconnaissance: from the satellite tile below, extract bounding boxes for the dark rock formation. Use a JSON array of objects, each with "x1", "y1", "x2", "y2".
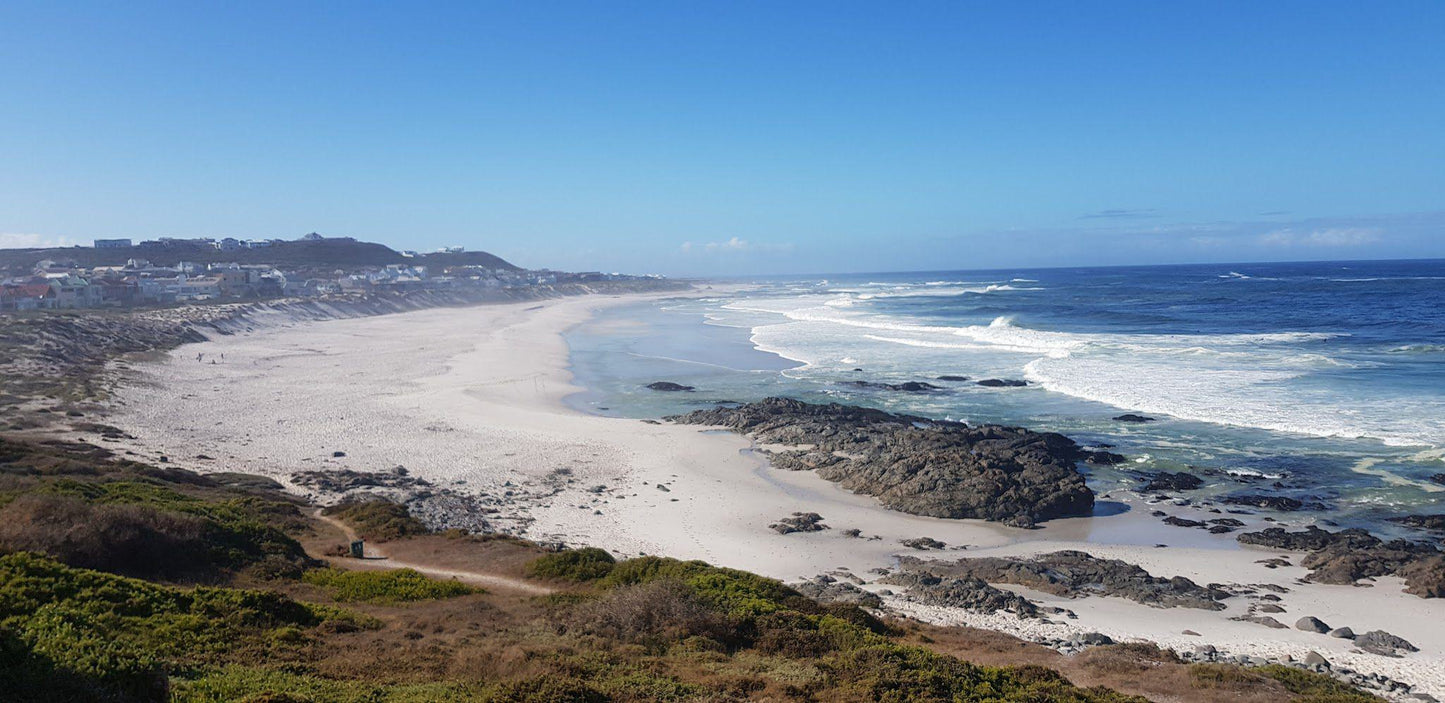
[
  {"x1": 1114, "y1": 414, "x2": 1157, "y2": 423},
  {"x1": 1389, "y1": 514, "x2": 1445, "y2": 531},
  {"x1": 843, "y1": 380, "x2": 941, "y2": 392},
  {"x1": 1296, "y1": 616, "x2": 1331, "y2": 633},
  {"x1": 893, "y1": 550, "x2": 1229, "y2": 610},
  {"x1": 936, "y1": 375, "x2": 970, "y2": 382},
  {"x1": 1330, "y1": 627, "x2": 1356, "y2": 639},
  {"x1": 1083, "y1": 451, "x2": 1128, "y2": 465},
  {"x1": 1431, "y1": 473, "x2": 1445, "y2": 486},
  {"x1": 1233, "y1": 615, "x2": 1288, "y2": 629},
  {"x1": 1355, "y1": 630, "x2": 1418, "y2": 657},
  {"x1": 1221, "y1": 495, "x2": 1328, "y2": 512},
  {"x1": 1238, "y1": 526, "x2": 1445, "y2": 598},
  {"x1": 770, "y1": 512, "x2": 828, "y2": 535},
  {"x1": 900, "y1": 537, "x2": 946, "y2": 550},
  {"x1": 1141, "y1": 471, "x2": 1203, "y2": 492},
  {"x1": 878, "y1": 571, "x2": 1043, "y2": 619},
  {"x1": 668, "y1": 397, "x2": 1104, "y2": 523},
  {"x1": 977, "y1": 379, "x2": 1028, "y2": 387},
  {"x1": 1163, "y1": 516, "x2": 1207, "y2": 528},
  {"x1": 645, "y1": 381, "x2": 695, "y2": 392}
]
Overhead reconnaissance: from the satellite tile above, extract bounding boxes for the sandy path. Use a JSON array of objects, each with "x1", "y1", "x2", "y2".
[
  {"x1": 310, "y1": 509, "x2": 554, "y2": 595},
  {"x1": 103, "y1": 292, "x2": 1445, "y2": 698}
]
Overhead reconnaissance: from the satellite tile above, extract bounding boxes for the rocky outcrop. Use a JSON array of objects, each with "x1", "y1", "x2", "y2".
[
  {"x1": 977, "y1": 379, "x2": 1028, "y2": 387},
  {"x1": 1221, "y1": 495, "x2": 1328, "y2": 512},
  {"x1": 900, "y1": 537, "x2": 947, "y2": 550},
  {"x1": 668, "y1": 398, "x2": 1105, "y2": 523},
  {"x1": 645, "y1": 381, "x2": 695, "y2": 392},
  {"x1": 843, "y1": 380, "x2": 941, "y2": 392},
  {"x1": 1355, "y1": 630, "x2": 1418, "y2": 657},
  {"x1": 936, "y1": 375, "x2": 969, "y2": 382},
  {"x1": 1113, "y1": 414, "x2": 1156, "y2": 423},
  {"x1": 1142, "y1": 471, "x2": 1203, "y2": 491},
  {"x1": 891, "y1": 550, "x2": 1230, "y2": 610},
  {"x1": 770, "y1": 512, "x2": 828, "y2": 534},
  {"x1": 792, "y1": 574, "x2": 883, "y2": 608},
  {"x1": 879, "y1": 571, "x2": 1043, "y2": 619},
  {"x1": 1238, "y1": 526, "x2": 1445, "y2": 598},
  {"x1": 1389, "y1": 514, "x2": 1445, "y2": 532}
]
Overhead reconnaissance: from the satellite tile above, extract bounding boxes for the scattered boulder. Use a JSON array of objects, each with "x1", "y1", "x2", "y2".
[
  {"x1": 1114, "y1": 414, "x2": 1157, "y2": 423},
  {"x1": 1429, "y1": 473, "x2": 1445, "y2": 487},
  {"x1": 1303, "y1": 651, "x2": 1330, "y2": 668},
  {"x1": 645, "y1": 381, "x2": 695, "y2": 392},
  {"x1": 977, "y1": 379, "x2": 1028, "y2": 387},
  {"x1": 1296, "y1": 616, "x2": 1331, "y2": 633},
  {"x1": 331, "y1": 451, "x2": 347, "y2": 458},
  {"x1": 668, "y1": 398, "x2": 1101, "y2": 523},
  {"x1": 1355, "y1": 630, "x2": 1418, "y2": 657},
  {"x1": 770, "y1": 512, "x2": 828, "y2": 535},
  {"x1": 1330, "y1": 627, "x2": 1356, "y2": 639},
  {"x1": 841, "y1": 528, "x2": 862, "y2": 538},
  {"x1": 936, "y1": 375, "x2": 970, "y2": 382}
]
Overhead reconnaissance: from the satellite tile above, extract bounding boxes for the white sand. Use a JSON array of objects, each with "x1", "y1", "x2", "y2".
[{"x1": 105, "y1": 294, "x2": 1445, "y2": 697}]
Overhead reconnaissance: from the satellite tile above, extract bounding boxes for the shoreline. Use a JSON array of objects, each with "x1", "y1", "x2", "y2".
[{"x1": 101, "y1": 290, "x2": 1445, "y2": 698}]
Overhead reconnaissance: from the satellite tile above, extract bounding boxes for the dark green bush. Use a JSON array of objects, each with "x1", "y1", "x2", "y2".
[{"x1": 526, "y1": 547, "x2": 617, "y2": 582}]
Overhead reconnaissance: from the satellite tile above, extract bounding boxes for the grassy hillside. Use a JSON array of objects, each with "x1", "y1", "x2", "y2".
[{"x1": 0, "y1": 436, "x2": 1382, "y2": 703}]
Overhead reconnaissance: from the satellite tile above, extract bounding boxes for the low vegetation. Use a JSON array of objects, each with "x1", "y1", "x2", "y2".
[
  {"x1": 321, "y1": 498, "x2": 430, "y2": 542},
  {"x1": 302, "y1": 567, "x2": 480, "y2": 604},
  {"x1": 0, "y1": 436, "x2": 1393, "y2": 702}
]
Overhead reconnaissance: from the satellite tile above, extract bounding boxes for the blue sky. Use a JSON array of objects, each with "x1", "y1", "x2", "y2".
[{"x1": 2, "y1": 2, "x2": 1443, "y2": 275}]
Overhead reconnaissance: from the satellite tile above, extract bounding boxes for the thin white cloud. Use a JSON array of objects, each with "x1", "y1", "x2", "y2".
[
  {"x1": 0, "y1": 232, "x2": 77, "y2": 249},
  {"x1": 680, "y1": 237, "x2": 794, "y2": 255},
  {"x1": 1258, "y1": 227, "x2": 1382, "y2": 248}
]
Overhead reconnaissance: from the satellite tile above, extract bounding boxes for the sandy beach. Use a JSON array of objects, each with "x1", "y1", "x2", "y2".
[{"x1": 105, "y1": 292, "x2": 1445, "y2": 698}]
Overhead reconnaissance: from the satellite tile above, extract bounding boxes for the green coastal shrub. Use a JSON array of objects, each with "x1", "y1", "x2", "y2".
[
  {"x1": 0, "y1": 551, "x2": 372, "y2": 703},
  {"x1": 302, "y1": 567, "x2": 480, "y2": 604},
  {"x1": 321, "y1": 499, "x2": 428, "y2": 542},
  {"x1": 526, "y1": 547, "x2": 617, "y2": 581}
]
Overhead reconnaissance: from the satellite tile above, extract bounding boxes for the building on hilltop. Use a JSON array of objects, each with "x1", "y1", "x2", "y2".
[{"x1": 94, "y1": 238, "x2": 133, "y2": 249}]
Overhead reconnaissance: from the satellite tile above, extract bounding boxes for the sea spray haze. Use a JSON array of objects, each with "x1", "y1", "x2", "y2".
[{"x1": 567, "y1": 259, "x2": 1445, "y2": 536}]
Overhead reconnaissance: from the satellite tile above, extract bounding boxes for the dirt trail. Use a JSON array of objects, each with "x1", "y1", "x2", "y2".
[{"x1": 311, "y1": 509, "x2": 555, "y2": 595}]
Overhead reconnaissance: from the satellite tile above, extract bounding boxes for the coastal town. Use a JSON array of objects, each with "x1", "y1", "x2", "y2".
[{"x1": 0, "y1": 232, "x2": 643, "y2": 310}]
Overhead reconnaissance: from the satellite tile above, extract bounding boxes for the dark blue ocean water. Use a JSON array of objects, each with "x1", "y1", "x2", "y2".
[{"x1": 566, "y1": 259, "x2": 1445, "y2": 534}]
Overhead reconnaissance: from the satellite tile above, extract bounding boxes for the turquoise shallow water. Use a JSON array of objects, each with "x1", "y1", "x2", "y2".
[{"x1": 565, "y1": 261, "x2": 1445, "y2": 538}]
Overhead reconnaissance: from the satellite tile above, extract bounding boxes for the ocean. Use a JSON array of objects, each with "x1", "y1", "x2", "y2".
[{"x1": 565, "y1": 259, "x2": 1445, "y2": 536}]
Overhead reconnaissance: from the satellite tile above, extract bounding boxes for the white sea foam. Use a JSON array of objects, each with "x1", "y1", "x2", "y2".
[{"x1": 725, "y1": 290, "x2": 1443, "y2": 449}]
